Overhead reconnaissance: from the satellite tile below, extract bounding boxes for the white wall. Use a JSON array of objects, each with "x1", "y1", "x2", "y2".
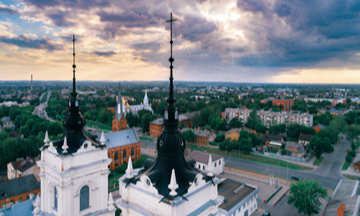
[{"x1": 194, "y1": 158, "x2": 224, "y2": 175}]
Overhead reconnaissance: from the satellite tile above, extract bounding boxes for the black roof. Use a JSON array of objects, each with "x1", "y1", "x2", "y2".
[
  {"x1": 0, "y1": 174, "x2": 40, "y2": 200},
  {"x1": 298, "y1": 133, "x2": 314, "y2": 142},
  {"x1": 262, "y1": 134, "x2": 283, "y2": 142},
  {"x1": 125, "y1": 14, "x2": 206, "y2": 201}
]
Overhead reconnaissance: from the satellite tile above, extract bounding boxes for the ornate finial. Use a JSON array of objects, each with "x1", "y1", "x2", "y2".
[
  {"x1": 108, "y1": 193, "x2": 115, "y2": 211},
  {"x1": 206, "y1": 154, "x2": 214, "y2": 177},
  {"x1": 100, "y1": 131, "x2": 106, "y2": 145},
  {"x1": 62, "y1": 137, "x2": 69, "y2": 154},
  {"x1": 126, "y1": 156, "x2": 134, "y2": 178},
  {"x1": 44, "y1": 131, "x2": 50, "y2": 146},
  {"x1": 166, "y1": 12, "x2": 177, "y2": 104},
  {"x1": 168, "y1": 169, "x2": 179, "y2": 196},
  {"x1": 71, "y1": 34, "x2": 77, "y2": 96}
]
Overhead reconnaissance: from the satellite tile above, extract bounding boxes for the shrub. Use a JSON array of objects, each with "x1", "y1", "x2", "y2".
[
  {"x1": 349, "y1": 150, "x2": 356, "y2": 157},
  {"x1": 346, "y1": 153, "x2": 353, "y2": 163}
]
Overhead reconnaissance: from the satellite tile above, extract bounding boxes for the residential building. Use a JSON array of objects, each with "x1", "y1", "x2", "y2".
[
  {"x1": 313, "y1": 124, "x2": 326, "y2": 133},
  {"x1": 224, "y1": 128, "x2": 241, "y2": 141},
  {"x1": 7, "y1": 156, "x2": 40, "y2": 181},
  {"x1": 225, "y1": 108, "x2": 313, "y2": 127},
  {"x1": 318, "y1": 109, "x2": 345, "y2": 116},
  {"x1": 285, "y1": 142, "x2": 305, "y2": 158},
  {"x1": 181, "y1": 128, "x2": 216, "y2": 146},
  {"x1": 298, "y1": 133, "x2": 314, "y2": 147},
  {"x1": 354, "y1": 154, "x2": 360, "y2": 171},
  {"x1": 98, "y1": 128, "x2": 140, "y2": 171},
  {"x1": 261, "y1": 99, "x2": 294, "y2": 111},
  {"x1": 262, "y1": 134, "x2": 283, "y2": 146},
  {"x1": 323, "y1": 180, "x2": 360, "y2": 216},
  {"x1": 217, "y1": 179, "x2": 259, "y2": 216},
  {"x1": 149, "y1": 112, "x2": 197, "y2": 139},
  {"x1": 186, "y1": 150, "x2": 224, "y2": 175},
  {"x1": 0, "y1": 174, "x2": 40, "y2": 209},
  {"x1": 1, "y1": 116, "x2": 14, "y2": 129},
  {"x1": 305, "y1": 97, "x2": 346, "y2": 106}
]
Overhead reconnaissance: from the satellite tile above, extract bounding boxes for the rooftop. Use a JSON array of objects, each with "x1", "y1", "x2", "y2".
[
  {"x1": 10, "y1": 156, "x2": 39, "y2": 173},
  {"x1": 323, "y1": 196, "x2": 360, "y2": 216},
  {"x1": 0, "y1": 174, "x2": 40, "y2": 200},
  {"x1": 97, "y1": 128, "x2": 139, "y2": 149},
  {"x1": 185, "y1": 150, "x2": 222, "y2": 164},
  {"x1": 218, "y1": 179, "x2": 256, "y2": 211},
  {"x1": 332, "y1": 180, "x2": 359, "y2": 199},
  {"x1": 298, "y1": 133, "x2": 314, "y2": 142}
]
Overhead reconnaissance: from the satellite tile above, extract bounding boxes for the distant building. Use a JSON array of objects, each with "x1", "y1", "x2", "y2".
[
  {"x1": 224, "y1": 128, "x2": 241, "y2": 141},
  {"x1": 262, "y1": 134, "x2": 284, "y2": 147},
  {"x1": 149, "y1": 112, "x2": 197, "y2": 139},
  {"x1": 186, "y1": 150, "x2": 224, "y2": 175},
  {"x1": 318, "y1": 109, "x2": 345, "y2": 116},
  {"x1": 261, "y1": 99, "x2": 294, "y2": 111},
  {"x1": 124, "y1": 88, "x2": 154, "y2": 115},
  {"x1": 7, "y1": 156, "x2": 40, "y2": 181},
  {"x1": 285, "y1": 142, "x2": 305, "y2": 158},
  {"x1": 298, "y1": 133, "x2": 314, "y2": 147},
  {"x1": 313, "y1": 124, "x2": 326, "y2": 133},
  {"x1": 305, "y1": 98, "x2": 346, "y2": 106},
  {"x1": 98, "y1": 128, "x2": 140, "y2": 171},
  {"x1": 225, "y1": 108, "x2": 314, "y2": 127},
  {"x1": 108, "y1": 85, "x2": 128, "y2": 132},
  {"x1": 0, "y1": 174, "x2": 40, "y2": 209},
  {"x1": 181, "y1": 128, "x2": 216, "y2": 146},
  {"x1": 1, "y1": 116, "x2": 14, "y2": 129}
]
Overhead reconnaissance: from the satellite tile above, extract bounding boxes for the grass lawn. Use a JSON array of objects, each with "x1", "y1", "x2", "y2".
[
  {"x1": 342, "y1": 162, "x2": 351, "y2": 171},
  {"x1": 187, "y1": 146, "x2": 312, "y2": 171},
  {"x1": 343, "y1": 174, "x2": 360, "y2": 181},
  {"x1": 139, "y1": 136, "x2": 155, "y2": 142},
  {"x1": 86, "y1": 121, "x2": 112, "y2": 131},
  {"x1": 313, "y1": 157, "x2": 324, "y2": 166}
]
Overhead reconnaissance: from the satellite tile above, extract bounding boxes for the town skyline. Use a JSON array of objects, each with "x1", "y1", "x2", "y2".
[{"x1": 1, "y1": 0, "x2": 360, "y2": 83}]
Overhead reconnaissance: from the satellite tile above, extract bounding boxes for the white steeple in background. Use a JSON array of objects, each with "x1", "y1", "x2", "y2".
[
  {"x1": 143, "y1": 88, "x2": 149, "y2": 106},
  {"x1": 168, "y1": 169, "x2": 179, "y2": 196}
]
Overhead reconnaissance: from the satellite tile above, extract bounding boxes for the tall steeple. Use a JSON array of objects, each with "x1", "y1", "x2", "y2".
[
  {"x1": 116, "y1": 83, "x2": 124, "y2": 122},
  {"x1": 125, "y1": 13, "x2": 202, "y2": 201},
  {"x1": 46, "y1": 34, "x2": 105, "y2": 154}
]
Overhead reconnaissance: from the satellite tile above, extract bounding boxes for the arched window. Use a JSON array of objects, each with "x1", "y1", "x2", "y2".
[
  {"x1": 131, "y1": 147, "x2": 134, "y2": 156},
  {"x1": 54, "y1": 187, "x2": 58, "y2": 210},
  {"x1": 80, "y1": 186, "x2": 89, "y2": 211},
  {"x1": 114, "y1": 151, "x2": 119, "y2": 161},
  {"x1": 107, "y1": 153, "x2": 110, "y2": 158},
  {"x1": 123, "y1": 149, "x2": 127, "y2": 159}
]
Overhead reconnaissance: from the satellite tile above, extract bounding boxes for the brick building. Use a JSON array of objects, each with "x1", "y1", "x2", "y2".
[
  {"x1": 98, "y1": 128, "x2": 140, "y2": 171},
  {"x1": 260, "y1": 99, "x2": 294, "y2": 111},
  {"x1": 149, "y1": 112, "x2": 197, "y2": 139},
  {"x1": 108, "y1": 85, "x2": 127, "y2": 132},
  {"x1": 0, "y1": 174, "x2": 40, "y2": 209},
  {"x1": 180, "y1": 128, "x2": 215, "y2": 146}
]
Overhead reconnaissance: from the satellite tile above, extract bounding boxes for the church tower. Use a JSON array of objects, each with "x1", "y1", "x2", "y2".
[
  {"x1": 143, "y1": 88, "x2": 149, "y2": 106},
  {"x1": 111, "y1": 84, "x2": 128, "y2": 132},
  {"x1": 35, "y1": 35, "x2": 115, "y2": 216},
  {"x1": 116, "y1": 13, "x2": 222, "y2": 216}
]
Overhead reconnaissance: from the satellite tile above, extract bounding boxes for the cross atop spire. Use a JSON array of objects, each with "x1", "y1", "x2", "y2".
[
  {"x1": 166, "y1": 12, "x2": 177, "y2": 104},
  {"x1": 71, "y1": 34, "x2": 77, "y2": 96}
]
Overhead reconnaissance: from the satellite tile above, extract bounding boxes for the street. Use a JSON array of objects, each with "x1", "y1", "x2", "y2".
[{"x1": 32, "y1": 90, "x2": 54, "y2": 122}]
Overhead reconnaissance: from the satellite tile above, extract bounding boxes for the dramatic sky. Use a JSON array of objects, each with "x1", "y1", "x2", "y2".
[{"x1": 1, "y1": 0, "x2": 360, "y2": 83}]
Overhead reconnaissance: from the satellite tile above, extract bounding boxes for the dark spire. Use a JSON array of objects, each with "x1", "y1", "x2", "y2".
[
  {"x1": 163, "y1": 12, "x2": 178, "y2": 133},
  {"x1": 42, "y1": 34, "x2": 105, "y2": 155},
  {"x1": 124, "y1": 13, "x2": 206, "y2": 202},
  {"x1": 71, "y1": 34, "x2": 77, "y2": 97}
]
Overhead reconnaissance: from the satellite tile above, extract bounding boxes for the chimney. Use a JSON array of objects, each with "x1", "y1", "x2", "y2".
[
  {"x1": 197, "y1": 127, "x2": 200, "y2": 130},
  {"x1": 339, "y1": 203, "x2": 345, "y2": 213},
  {"x1": 337, "y1": 204, "x2": 345, "y2": 216}
]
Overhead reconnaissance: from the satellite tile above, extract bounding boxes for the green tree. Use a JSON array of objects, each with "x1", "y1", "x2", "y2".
[
  {"x1": 215, "y1": 133, "x2": 225, "y2": 142},
  {"x1": 239, "y1": 138, "x2": 252, "y2": 154},
  {"x1": 308, "y1": 136, "x2": 334, "y2": 158},
  {"x1": 219, "y1": 138, "x2": 232, "y2": 151},
  {"x1": 308, "y1": 106, "x2": 317, "y2": 114},
  {"x1": 255, "y1": 124, "x2": 267, "y2": 134},
  {"x1": 183, "y1": 130, "x2": 195, "y2": 142},
  {"x1": 329, "y1": 116, "x2": 346, "y2": 134},
  {"x1": 288, "y1": 180, "x2": 328, "y2": 216},
  {"x1": 269, "y1": 124, "x2": 286, "y2": 135},
  {"x1": 141, "y1": 113, "x2": 154, "y2": 133},
  {"x1": 228, "y1": 118, "x2": 242, "y2": 129},
  {"x1": 192, "y1": 113, "x2": 203, "y2": 127},
  {"x1": 344, "y1": 124, "x2": 360, "y2": 143},
  {"x1": 245, "y1": 109, "x2": 260, "y2": 130}
]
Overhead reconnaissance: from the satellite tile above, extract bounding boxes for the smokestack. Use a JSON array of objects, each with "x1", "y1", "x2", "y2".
[{"x1": 31, "y1": 74, "x2": 33, "y2": 92}]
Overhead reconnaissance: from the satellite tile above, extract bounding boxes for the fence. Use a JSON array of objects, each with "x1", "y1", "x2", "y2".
[{"x1": 264, "y1": 152, "x2": 314, "y2": 162}]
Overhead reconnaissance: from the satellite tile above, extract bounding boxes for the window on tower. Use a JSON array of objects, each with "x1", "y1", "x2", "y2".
[
  {"x1": 123, "y1": 149, "x2": 127, "y2": 159},
  {"x1": 131, "y1": 147, "x2": 134, "y2": 156},
  {"x1": 54, "y1": 186, "x2": 58, "y2": 211},
  {"x1": 80, "y1": 186, "x2": 90, "y2": 211},
  {"x1": 115, "y1": 151, "x2": 119, "y2": 161}
]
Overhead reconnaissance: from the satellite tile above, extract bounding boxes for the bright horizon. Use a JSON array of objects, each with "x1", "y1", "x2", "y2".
[{"x1": 1, "y1": 0, "x2": 360, "y2": 84}]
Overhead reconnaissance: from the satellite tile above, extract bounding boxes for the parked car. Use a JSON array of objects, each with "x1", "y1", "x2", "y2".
[
  {"x1": 291, "y1": 176, "x2": 302, "y2": 181},
  {"x1": 346, "y1": 148, "x2": 350, "y2": 153},
  {"x1": 263, "y1": 212, "x2": 271, "y2": 216}
]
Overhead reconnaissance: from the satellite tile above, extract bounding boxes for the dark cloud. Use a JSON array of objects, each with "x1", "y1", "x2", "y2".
[
  {"x1": 98, "y1": 11, "x2": 149, "y2": 28},
  {"x1": 0, "y1": 35, "x2": 62, "y2": 51},
  {"x1": 23, "y1": 0, "x2": 109, "y2": 10},
  {"x1": 176, "y1": 15, "x2": 218, "y2": 41},
  {"x1": 0, "y1": 7, "x2": 18, "y2": 15},
  {"x1": 92, "y1": 51, "x2": 116, "y2": 56},
  {"x1": 48, "y1": 10, "x2": 75, "y2": 27}
]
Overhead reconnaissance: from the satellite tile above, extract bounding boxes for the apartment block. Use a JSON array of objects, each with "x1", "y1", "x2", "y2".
[{"x1": 225, "y1": 108, "x2": 313, "y2": 127}]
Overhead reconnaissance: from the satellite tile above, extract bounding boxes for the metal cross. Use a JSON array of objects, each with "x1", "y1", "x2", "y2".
[
  {"x1": 166, "y1": 13, "x2": 177, "y2": 59},
  {"x1": 71, "y1": 34, "x2": 77, "y2": 93}
]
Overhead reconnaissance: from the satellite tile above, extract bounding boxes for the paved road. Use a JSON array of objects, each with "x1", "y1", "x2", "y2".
[
  {"x1": 140, "y1": 138, "x2": 348, "y2": 189},
  {"x1": 33, "y1": 90, "x2": 54, "y2": 122},
  {"x1": 308, "y1": 138, "x2": 349, "y2": 179}
]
